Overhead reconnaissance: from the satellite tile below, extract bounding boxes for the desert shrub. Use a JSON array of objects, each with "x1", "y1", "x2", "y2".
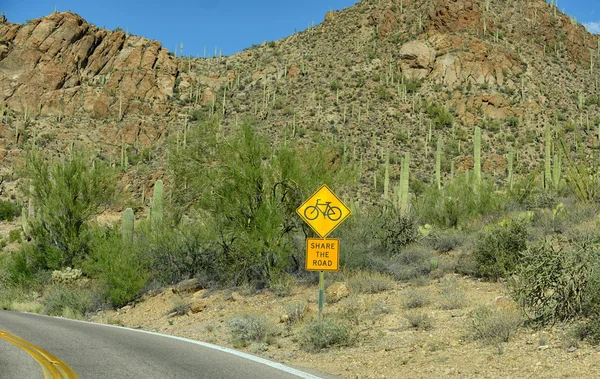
[
  {"x1": 8, "y1": 229, "x2": 21, "y2": 243},
  {"x1": 559, "y1": 139, "x2": 600, "y2": 202},
  {"x1": 438, "y1": 289, "x2": 467, "y2": 310},
  {"x1": 42, "y1": 284, "x2": 96, "y2": 317},
  {"x1": 300, "y1": 318, "x2": 353, "y2": 352},
  {"x1": 6, "y1": 249, "x2": 35, "y2": 287},
  {"x1": 85, "y1": 228, "x2": 148, "y2": 308},
  {"x1": 467, "y1": 305, "x2": 522, "y2": 343},
  {"x1": 282, "y1": 302, "x2": 308, "y2": 324},
  {"x1": 169, "y1": 118, "x2": 352, "y2": 286},
  {"x1": 0, "y1": 286, "x2": 28, "y2": 311},
  {"x1": 0, "y1": 200, "x2": 19, "y2": 221},
  {"x1": 228, "y1": 314, "x2": 270, "y2": 347},
  {"x1": 402, "y1": 289, "x2": 430, "y2": 309},
  {"x1": 168, "y1": 297, "x2": 191, "y2": 316},
  {"x1": 416, "y1": 174, "x2": 503, "y2": 229},
  {"x1": 426, "y1": 104, "x2": 453, "y2": 129},
  {"x1": 139, "y1": 219, "x2": 220, "y2": 286},
  {"x1": 22, "y1": 151, "x2": 116, "y2": 271},
  {"x1": 338, "y1": 295, "x2": 365, "y2": 325},
  {"x1": 404, "y1": 311, "x2": 433, "y2": 330},
  {"x1": 473, "y1": 219, "x2": 529, "y2": 280},
  {"x1": 347, "y1": 271, "x2": 395, "y2": 294},
  {"x1": 9, "y1": 300, "x2": 43, "y2": 314},
  {"x1": 334, "y1": 206, "x2": 390, "y2": 270},
  {"x1": 387, "y1": 244, "x2": 434, "y2": 281},
  {"x1": 376, "y1": 85, "x2": 393, "y2": 100},
  {"x1": 426, "y1": 229, "x2": 466, "y2": 253},
  {"x1": 270, "y1": 274, "x2": 295, "y2": 297},
  {"x1": 509, "y1": 239, "x2": 597, "y2": 324},
  {"x1": 377, "y1": 210, "x2": 420, "y2": 255}
]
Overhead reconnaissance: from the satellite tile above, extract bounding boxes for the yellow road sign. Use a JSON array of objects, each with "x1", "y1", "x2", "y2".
[
  {"x1": 306, "y1": 238, "x2": 339, "y2": 271},
  {"x1": 296, "y1": 184, "x2": 351, "y2": 238}
]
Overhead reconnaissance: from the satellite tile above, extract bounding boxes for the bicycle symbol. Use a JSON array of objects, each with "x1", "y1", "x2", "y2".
[{"x1": 303, "y1": 199, "x2": 342, "y2": 221}]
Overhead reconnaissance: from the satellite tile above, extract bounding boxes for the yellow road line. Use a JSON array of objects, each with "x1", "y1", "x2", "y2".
[{"x1": 0, "y1": 329, "x2": 78, "y2": 378}]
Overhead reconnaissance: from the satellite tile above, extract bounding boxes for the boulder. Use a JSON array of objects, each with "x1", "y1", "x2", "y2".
[
  {"x1": 190, "y1": 301, "x2": 207, "y2": 314},
  {"x1": 326, "y1": 282, "x2": 350, "y2": 303},
  {"x1": 398, "y1": 41, "x2": 436, "y2": 80}
]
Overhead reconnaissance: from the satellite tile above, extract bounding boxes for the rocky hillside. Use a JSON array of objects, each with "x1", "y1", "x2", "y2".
[{"x1": 1, "y1": 0, "x2": 599, "y2": 202}]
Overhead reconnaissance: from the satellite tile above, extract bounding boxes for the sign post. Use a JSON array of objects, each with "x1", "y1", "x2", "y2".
[{"x1": 297, "y1": 185, "x2": 351, "y2": 317}]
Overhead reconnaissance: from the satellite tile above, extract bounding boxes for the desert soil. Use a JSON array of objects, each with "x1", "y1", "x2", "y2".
[{"x1": 90, "y1": 275, "x2": 600, "y2": 379}]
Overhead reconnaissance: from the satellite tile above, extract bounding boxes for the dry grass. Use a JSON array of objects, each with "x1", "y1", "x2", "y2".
[{"x1": 346, "y1": 271, "x2": 395, "y2": 294}]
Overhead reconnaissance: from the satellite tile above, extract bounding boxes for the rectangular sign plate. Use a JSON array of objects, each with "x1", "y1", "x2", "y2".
[{"x1": 306, "y1": 238, "x2": 339, "y2": 272}]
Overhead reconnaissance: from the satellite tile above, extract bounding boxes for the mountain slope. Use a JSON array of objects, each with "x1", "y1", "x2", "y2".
[{"x1": 1, "y1": 0, "x2": 599, "y2": 202}]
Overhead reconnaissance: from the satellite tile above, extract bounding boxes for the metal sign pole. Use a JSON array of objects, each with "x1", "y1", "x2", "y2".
[{"x1": 318, "y1": 270, "x2": 324, "y2": 318}]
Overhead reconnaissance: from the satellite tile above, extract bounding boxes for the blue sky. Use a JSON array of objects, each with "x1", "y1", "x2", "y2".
[{"x1": 2, "y1": 0, "x2": 598, "y2": 56}]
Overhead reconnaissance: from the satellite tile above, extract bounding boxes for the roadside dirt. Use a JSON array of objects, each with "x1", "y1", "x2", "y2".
[{"x1": 90, "y1": 275, "x2": 600, "y2": 379}]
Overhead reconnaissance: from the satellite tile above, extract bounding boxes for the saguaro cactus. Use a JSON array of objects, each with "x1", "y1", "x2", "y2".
[
  {"x1": 151, "y1": 180, "x2": 164, "y2": 229},
  {"x1": 436, "y1": 138, "x2": 442, "y2": 190},
  {"x1": 383, "y1": 150, "x2": 390, "y2": 200},
  {"x1": 553, "y1": 150, "x2": 562, "y2": 191},
  {"x1": 400, "y1": 152, "x2": 410, "y2": 213},
  {"x1": 474, "y1": 127, "x2": 481, "y2": 188},
  {"x1": 507, "y1": 146, "x2": 514, "y2": 191},
  {"x1": 122, "y1": 208, "x2": 134, "y2": 244},
  {"x1": 544, "y1": 125, "x2": 552, "y2": 190}
]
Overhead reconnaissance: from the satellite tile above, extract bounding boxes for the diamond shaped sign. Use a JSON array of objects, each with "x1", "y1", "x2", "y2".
[{"x1": 296, "y1": 184, "x2": 351, "y2": 238}]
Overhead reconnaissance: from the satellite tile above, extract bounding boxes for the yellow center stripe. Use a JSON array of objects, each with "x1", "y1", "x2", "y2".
[{"x1": 0, "y1": 330, "x2": 79, "y2": 379}]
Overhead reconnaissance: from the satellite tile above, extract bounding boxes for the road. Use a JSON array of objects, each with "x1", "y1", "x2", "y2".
[{"x1": 0, "y1": 310, "x2": 338, "y2": 379}]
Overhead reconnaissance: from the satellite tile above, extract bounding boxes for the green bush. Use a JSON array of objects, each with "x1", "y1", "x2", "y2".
[
  {"x1": 300, "y1": 318, "x2": 353, "y2": 352},
  {"x1": 22, "y1": 151, "x2": 116, "y2": 271},
  {"x1": 416, "y1": 174, "x2": 502, "y2": 229},
  {"x1": 0, "y1": 200, "x2": 19, "y2": 221},
  {"x1": 6, "y1": 249, "x2": 35, "y2": 288},
  {"x1": 139, "y1": 219, "x2": 220, "y2": 286},
  {"x1": 509, "y1": 239, "x2": 596, "y2": 324},
  {"x1": 377, "y1": 210, "x2": 420, "y2": 255},
  {"x1": 85, "y1": 228, "x2": 148, "y2": 308},
  {"x1": 473, "y1": 219, "x2": 529, "y2": 280},
  {"x1": 169, "y1": 118, "x2": 352, "y2": 286},
  {"x1": 8, "y1": 229, "x2": 21, "y2": 244},
  {"x1": 426, "y1": 104, "x2": 453, "y2": 129},
  {"x1": 228, "y1": 314, "x2": 270, "y2": 347}
]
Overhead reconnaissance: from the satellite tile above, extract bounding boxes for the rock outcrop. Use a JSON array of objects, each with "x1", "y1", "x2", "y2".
[{"x1": 0, "y1": 12, "x2": 178, "y2": 118}]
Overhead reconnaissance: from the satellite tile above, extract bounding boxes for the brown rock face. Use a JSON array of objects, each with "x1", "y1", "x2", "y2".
[
  {"x1": 430, "y1": 37, "x2": 524, "y2": 87},
  {"x1": 0, "y1": 12, "x2": 178, "y2": 118},
  {"x1": 370, "y1": 5, "x2": 399, "y2": 37},
  {"x1": 398, "y1": 41, "x2": 436, "y2": 80},
  {"x1": 429, "y1": 0, "x2": 481, "y2": 33}
]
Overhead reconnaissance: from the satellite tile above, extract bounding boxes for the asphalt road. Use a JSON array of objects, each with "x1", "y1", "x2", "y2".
[{"x1": 0, "y1": 310, "x2": 338, "y2": 379}]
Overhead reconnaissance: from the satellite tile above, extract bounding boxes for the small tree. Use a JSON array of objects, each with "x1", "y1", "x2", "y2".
[
  {"x1": 169, "y1": 117, "x2": 352, "y2": 285},
  {"x1": 22, "y1": 151, "x2": 116, "y2": 270}
]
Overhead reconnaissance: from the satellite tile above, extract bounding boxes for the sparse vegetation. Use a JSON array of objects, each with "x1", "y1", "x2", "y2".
[
  {"x1": 467, "y1": 305, "x2": 522, "y2": 343},
  {"x1": 228, "y1": 314, "x2": 271, "y2": 347},
  {"x1": 402, "y1": 288, "x2": 430, "y2": 309},
  {"x1": 347, "y1": 271, "x2": 395, "y2": 294},
  {"x1": 300, "y1": 318, "x2": 353, "y2": 352},
  {"x1": 405, "y1": 311, "x2": 433, "y2": 330}
]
